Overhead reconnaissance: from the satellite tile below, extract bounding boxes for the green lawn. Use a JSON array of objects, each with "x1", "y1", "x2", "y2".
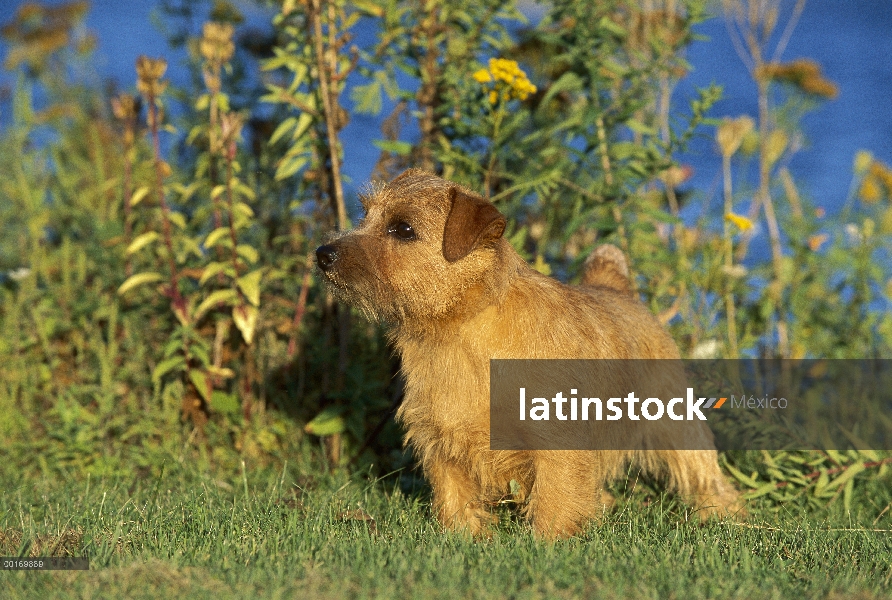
[{"x1": 2, "y1": 461, "x2": 891, "y2": 599}]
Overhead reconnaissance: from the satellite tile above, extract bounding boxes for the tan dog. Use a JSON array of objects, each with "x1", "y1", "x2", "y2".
[{"x1": 316, "y1": 169, "x2": 742, "y2": 538}]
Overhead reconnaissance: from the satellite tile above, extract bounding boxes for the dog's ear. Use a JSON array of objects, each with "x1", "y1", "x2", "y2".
[{"x1": 442, "y1": 188, "x2": 507, "y2": 262}]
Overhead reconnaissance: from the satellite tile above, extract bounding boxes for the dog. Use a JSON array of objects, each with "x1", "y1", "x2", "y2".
[{"x1": 316, "y1": 169, "x2": 743, "y2": 538}]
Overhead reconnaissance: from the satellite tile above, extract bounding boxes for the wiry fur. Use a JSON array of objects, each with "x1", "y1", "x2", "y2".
[{"x1": 317, "y1": 169, "x2": 743, "y2": 538}]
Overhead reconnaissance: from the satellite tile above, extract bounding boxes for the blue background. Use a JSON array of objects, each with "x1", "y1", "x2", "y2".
[{"x1": 1, "y1": 0, "x2": 890, "y2": 219}]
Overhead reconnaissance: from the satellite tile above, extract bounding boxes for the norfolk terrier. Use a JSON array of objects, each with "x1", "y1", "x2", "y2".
[{"x1": 316, "y1": 169, "x2": 742, "y2": 538}]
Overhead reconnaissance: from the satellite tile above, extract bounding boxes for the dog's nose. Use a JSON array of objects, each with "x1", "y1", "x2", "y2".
[{"x1": 316, "y1": 244, "x2": 338, "y2": 272}]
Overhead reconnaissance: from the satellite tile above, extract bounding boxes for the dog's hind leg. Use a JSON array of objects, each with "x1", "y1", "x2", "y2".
[{"x1": 645, "y1": 448, "x2": 746, "y2": 520}]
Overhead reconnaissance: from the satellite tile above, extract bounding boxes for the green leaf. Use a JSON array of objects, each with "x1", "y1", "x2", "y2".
[
  {"x1": 194, "y1": 289, "x2": 238, "y2": 321},
  {"x1": 540, "y1": 71, "x2": 583, "y2": 106},
  {"x1": 199, "y1": 261, "x2": 233, "y2": 286},
  {"x1": 126, "y1": 231, "x2": 160, "y2": 255},
  {"x1": 130, "y1": 186, "x2": 151, "y2": 207},
  {"x1": 234, "y1": 202, "x2": 255, "y2": 218},
  {"x1": 626, "y1": 118, "x2": 657, "y2": 136},
  {"x1": 600, "y1": 58, "x2": 628, "y2": 78},
  {"x1": 215, "y1": 93, "x2": 230, "y2": 112},
  {"x1": 509, "y1": 479, "x2": 521, "y2": 496},
  {"x1": 152, "y1": 355, "x2": 185, "y2": 384},
  {"x1": 743, "y1": 481, "x2": 777, "y2": 500},
  {"x1": 843, "y1": 477, "x2": 855, "y2": 513},
  {"x1": 118, "y1": 272, "x2": 164, "y2": 295},
  {"x1": 269, "y1": 116, "x2": 296, "y2": 146},
  {"x1": 612, "y1": 142, "x2": 641, "y2": 160},
  {"x1": 236, "y1": 182, "x2": 256, "y2": 201},
  {"x1": 168, "y1": 211, "x2": 187, "y2": 229},
  {"x1": 275, "y1": 156, "x2": 308, "y2": 180},
  {"x1": 233, "y1": 303, "x2": 258, "y2": 345},
  {"x1": 204, "y1": 227, "x2": 230, "y2": 249},
  {"x1": 211, "y1": 390, "x2": 240, "y2": 415},
  {"x1": 813, "y1": 470, "x2": 830, "y2": 496},
  {"x1": 372, "y1": 139, "x2": 413, "y2": 156},
  {"x1": 304, "y1": 406, "x2": 346, "y2": 436},
  {"x1": 598, "y1": 16, "x2": 628, "y2": 38},
  {"x1": 352, "y1": 0, "x2": 384, "y2": 16},
  {"x1": 237, "y1": 270, "x2": 263, "y2": 306},
  {"x1": 723, "y1": 462, "x2": 759, "y2": 489},
  {"x1": 294, "y1": 112, "x2": 314, "y2": 140},
  {"x1": 175, "y1": 181, "x2": 201, "y2": 203},
  {"x1": 826, "y1": 461, "x2": 865, "y2": 491},
  {"x1": 237, "y1": 244, "x2": 259, "y2": 264},
  {"x1": 351, "y1": 80, "x2": 383, "y2": 115},
  {"x1": 206, "y1": 365, "x2": 235, "y2": 379},
  {"x1": 188, "y1": 369, "x2": 212, "y2": 403}
]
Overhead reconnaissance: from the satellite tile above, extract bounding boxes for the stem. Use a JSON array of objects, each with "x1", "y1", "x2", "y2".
[
  {"x1": 224, "y1": 142, "x2": 241, "y2": 278},
  {"x1": 596, "y1": 114, "x2": 634, "y2": 289},
  {"x1": 147, "y1": 94, "x2": 182, "y2": 306},
  {"x1": 779, "y1": 167, "x2": 802, "y2": 220},
  {"x1": 726, "y1": 1, "x2": 790, "y2": 358},
  {"x1": 122, "y1": 121, "x2": 134, "y2": 278},
  {"x1": 147, "y1": 90, "x2": 202, "y2": 424},
  {"x1": 484, "y1": 106, "x2": 504, "y2": 201},
  {"x1": 310, "y1": 0, "x2": 350, "y2": 392},
  {"x1": 416, "y1": 2, "x2": 440, "y2": 172},
  {"x1": 208, "y1": 74, "x2": 224, "y2": 234},
  {"x1": 656, "y1": 55, "x2": 693, "y2": 333},
  {"x1": 756, "y1": 76, "x2": 790, "y2": 358},
  {"x1": 774, "y1": 457, "x2": 892, "y2": 489},
  {"x1": 288, "y1": 254, "x2": 314, "y2": 359},
  {"x1": 722, "y1": 153, "x2": 739, "y2": 358},
  {"x1": 310, "y1": 0, "x2": 347, "y2": 232}
]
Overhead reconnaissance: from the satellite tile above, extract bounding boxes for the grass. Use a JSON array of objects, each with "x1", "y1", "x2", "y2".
[{"x1": 1, "y1": 460, "x2": 891, "y2": 599}]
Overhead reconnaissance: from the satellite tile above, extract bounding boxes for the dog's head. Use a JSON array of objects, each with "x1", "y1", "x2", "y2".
[{"x1": 316, "y1": 169, "x2": 507, "y2": 323}]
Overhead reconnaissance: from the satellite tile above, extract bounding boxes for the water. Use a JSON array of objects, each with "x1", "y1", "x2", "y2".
[
  {"x1": 1, "y1": 0, "x2": 890, "y2": 218},
  {"x1": 681, "y1": 0, "x2": 892, "y2": 216}
]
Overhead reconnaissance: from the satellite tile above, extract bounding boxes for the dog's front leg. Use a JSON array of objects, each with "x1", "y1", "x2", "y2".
[
  {"x1": 427, "y1": 459, "x2": 497, "y2": 536},
  {"x1": 526, "y1": 452, "x2": 613, "y2": 539}
]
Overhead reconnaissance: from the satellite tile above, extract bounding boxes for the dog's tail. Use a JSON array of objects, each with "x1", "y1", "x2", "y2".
[{"x1": 580, "y1": 244, "x2": 632, "y2": 294}]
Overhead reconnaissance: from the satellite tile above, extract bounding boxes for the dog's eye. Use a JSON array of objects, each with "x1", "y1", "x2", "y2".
[{"x1": 387, "y1": 221, "x2": 416, "y2": 241}]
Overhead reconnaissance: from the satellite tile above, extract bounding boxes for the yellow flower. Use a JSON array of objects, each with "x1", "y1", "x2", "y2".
[
  {"x1": 859, "y1": 176, "x2": 882, "y2": 203},
  {"x1": 725, "y1": 212, "x2": 754, "y2": 231},
  {"x1": 200, "y1": 22, "x2": 235, "y2": 65},
  {"x1": 757, "y1": 59, "x2": 838, "y2": 99},
  {"x1": 764, "y1": 129, "x2": 788, "y2": 167},
  {"x1": 857, "y1": 159, "x2": 892, "y2": 204},
  {"x1": 111, "y1": 93, "x2": 137, "y2": 122},
  {"x1": 136, "y1": 55, "x2": 168, "y2": 98},
  {"x1": 472, "y1": 69, "x2": 492, "y2": 83},
  {"x1": 807, "y1": 233, "x2": 828, "y2": 252},
  {"x1": 473, "y1": 57, "x2": 537, "y2": 103},
  {"x1": 659, "y1": 164, "x2": 692, "y2": 187},
  {"x1": 870, "y1": 160, "x2": 892, "y2": 194},
  {"x1": 853, "y1": 150, "x2": 873, "y2": 174},
  {"x1": 716, "y1": 116, "x2": 754, "y2": 158}
]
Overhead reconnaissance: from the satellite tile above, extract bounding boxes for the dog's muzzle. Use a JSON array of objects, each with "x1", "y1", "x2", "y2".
[{"x1": 316, "y1": 244, "x2": 338, "y2": 272}]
